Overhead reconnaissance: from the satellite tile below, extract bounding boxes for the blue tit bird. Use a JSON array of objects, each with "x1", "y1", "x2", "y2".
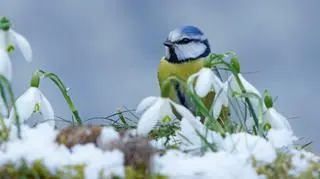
[{"x1": 158, "y1": 26, "x2": 227, "y2": 120}]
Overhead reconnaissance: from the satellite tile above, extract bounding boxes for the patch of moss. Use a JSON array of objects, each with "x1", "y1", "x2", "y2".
[
  {"x1": 125, "y1": 167, "x2": 168, "y2": 179},
  {"x1": 255, "y1": 152, "x2": 320, "y2": 179},
  {"x1": 0, "y1": 160, "x2": 168, "y2": 179}
]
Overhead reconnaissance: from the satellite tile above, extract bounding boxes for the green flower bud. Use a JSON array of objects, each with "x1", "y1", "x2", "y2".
[
  {"x1": 0, "y1": 17, "x2": 11, "y2": 31},
  {"x1": 264, "y1": 90, "x2": 273, "y2": 108},
  {"x1": 230, "y1": 56, "x2": 240, "y2": 73},
  {"x1": 30, "y1": 73, "x2": 40, "y2": 88}
]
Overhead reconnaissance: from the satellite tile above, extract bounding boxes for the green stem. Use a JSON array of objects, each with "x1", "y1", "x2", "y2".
[
  {"x1": 37, "y1": 70, "x2": 82, "y2": 125},
  {"x1": 0, "y1": 75, "x2": 21, "y2": 139}
]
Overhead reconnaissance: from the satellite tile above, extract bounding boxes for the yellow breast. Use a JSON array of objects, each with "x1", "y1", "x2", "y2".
[
  {"x1": 157, "y1": 57, "x2": 204, "y2": 101},
  {"x1": 158, "y1": 57, "x2": 204, "y2": 82}
]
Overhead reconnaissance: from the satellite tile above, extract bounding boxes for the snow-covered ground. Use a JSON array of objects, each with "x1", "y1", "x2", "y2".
[{"x1": 0, "y1": 122, "x2": 318, "y2": 178}]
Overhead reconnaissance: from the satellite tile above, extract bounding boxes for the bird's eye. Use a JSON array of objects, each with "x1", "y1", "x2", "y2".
[{"x1": 177, "y1": 38, "x2": 192, "y2": 44}]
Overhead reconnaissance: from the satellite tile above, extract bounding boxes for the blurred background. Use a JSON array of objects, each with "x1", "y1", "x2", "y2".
[{"x1": 0, "y1": 1, "x2": 319, "y2": 152}]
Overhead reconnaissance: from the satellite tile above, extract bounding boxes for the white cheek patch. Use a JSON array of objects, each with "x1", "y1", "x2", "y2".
[{"x1": 174, "y1": 42, "x2": 207, "y2": 61}]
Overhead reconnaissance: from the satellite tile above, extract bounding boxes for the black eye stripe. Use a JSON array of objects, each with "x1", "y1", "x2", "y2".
[{"x1": 175, "y1": 38, "x2": 202, "y2": 44}]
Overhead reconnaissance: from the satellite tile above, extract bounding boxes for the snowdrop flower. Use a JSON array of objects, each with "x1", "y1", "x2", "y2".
[
  {"x1": 264, "y1": 107, "x2": 292, "y2": 132},
  {"x1": 190, "y1": 68, "x2": 223, "y2": 97},
  {"x1": 0, "y1": 17, "x2": 32, "y2": 62},
  {"x1": 136, "y1": 96, "x2": 196, "y2": 136},
  {"x1": 188, "y1": 67, "x2": 229, "y2": 119},
  {"x1": 227, "y1": 73, "x2": 265, "y2": 114},
  {"x1": 227, "y1": 73, "x2": 261, "y2": 98},
  {"x1": 0, "y1": 17, "x2": 32, "y2": 82},
  {"x1": 8, "y1": 87, "x2": 54, "y2": 127},
  {"x1": 263, "y1": 94, "x2": 292, "y2": 132}
]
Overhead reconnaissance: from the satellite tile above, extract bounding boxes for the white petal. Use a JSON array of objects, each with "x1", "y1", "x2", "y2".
[
  {"x1": 0, "y1": 30, "x2": 6, "y2": 49},
  {"x1": 213, "y1": 97, "x2": 223, "y2": 120},
  {"x1": 137, "y1": 99, "x2": 164, "y2": 136},
  {"x1": 39, "y1": 92, "x2": 55, "y2": 127},
  {"x1": 136, "y1": 96, "x2": 157, "y2": 113},
  {"x1": 265, "y1": 108, "x2": 292, "y2": 131},
  {"x1": 228, "y1": 74, "x2": 260, "y2": 96},
  {"x1": 0, "y1": 49, "x2": 12, "y2": 81},
  {"x1": 228, "y1": 74, "x2": 261, "y2": 110},
  {"x1": 179, "y1": 118, "x2": 201, "y2": 146},
  {"x1": 238, "y1": 74, "x2": 261, "y2": 97},
  {"x1": 212, "y1": 83, "x2": 229, "y2": 119},
  {"x1": 10, "y1": 30, "x2": 32, "y2": 62},
  {"x1": 212, "y1": 74, "x2": 223, "y2": 92},
  {"x1": 195, "y1": 68, "x2": 213, "y2": 97},
  {"x1": 159, "y1": 98, "x2": 175, "y2": 121},
  {"x1": 170, "y1": 100, "x2": 196, "y2": 121},
  {"x1": 9, "y1": 87, "x2": 39, "y2": 125}
]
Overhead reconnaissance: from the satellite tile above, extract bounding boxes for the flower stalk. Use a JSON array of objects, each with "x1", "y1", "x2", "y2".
[{"x1": 37, "y1": 70, "x2": 82, "y2": 125}]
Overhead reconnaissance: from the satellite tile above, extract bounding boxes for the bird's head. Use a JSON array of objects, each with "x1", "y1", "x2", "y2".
[{"x1": 164, "y1": 26, "x2": 210, "y2": 63}]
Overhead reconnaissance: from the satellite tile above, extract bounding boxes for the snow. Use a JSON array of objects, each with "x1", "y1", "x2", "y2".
[
  {"x1": 0, "y1": 122, "x2": 318, "y2": 178},
  {"x1": 153, "y1": 150, "x2": 262, "y2": 179},
  {"x1": 0, "y1": 124, "x2": 124, "y2": 178}
]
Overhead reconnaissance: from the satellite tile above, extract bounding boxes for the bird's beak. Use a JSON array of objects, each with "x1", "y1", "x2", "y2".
[{"x1": 163, "y1": 40, "x2": 173, "y2": 47}]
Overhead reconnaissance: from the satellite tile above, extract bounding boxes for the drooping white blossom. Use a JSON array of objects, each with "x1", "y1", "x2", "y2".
[
  {"x1": 0, "y1": 28, "x2": 32, "y2": 62},
  {"x1": 0, "y1": 26, "x2": 32, "y2": 82},
  {"x1": 264, "y1": 107, "x2": 292, "y2": 132},
  {"x1": 188, "y1": 67, "x2": 229, "y2": 119},
  {"x1": 8, "y1": 87, "x2": 54, "y2": 127},
  {"x1": 227, "y1": 73, "x2": 263, "y2": 110},
  {"x1": 136, "y1": 96, "x2": 196, "y2": 136}
]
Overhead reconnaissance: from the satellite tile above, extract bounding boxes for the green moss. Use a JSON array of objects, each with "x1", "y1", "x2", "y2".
[
  {"x1": 0, "y1": 160, "x2": 168, "y2": 179},
  {"x1": 125, "y1": 167, "x2": 168, "y2": 179},
  {"x1": 255, "y1": 152, "x2": 320, "y2": 179}
]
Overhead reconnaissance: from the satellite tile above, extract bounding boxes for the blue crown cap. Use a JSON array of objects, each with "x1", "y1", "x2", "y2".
[{"x1": 180, "y1": 26, "x2": 204, "y2": 36}]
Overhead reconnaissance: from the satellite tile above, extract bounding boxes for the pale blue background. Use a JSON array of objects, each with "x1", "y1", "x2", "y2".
[{"x1": 1, "y1": 1, "x2": 319, "y2": 152}]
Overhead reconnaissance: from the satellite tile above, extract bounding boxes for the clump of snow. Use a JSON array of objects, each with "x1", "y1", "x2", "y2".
[
  {"x1": 153, "y1": 150, "x2": 261, "y2": 179},
  {"x1": 0, "y1": 122, "x2": 319, "y2": 178},
  {"x1": 71, "y1": 144, "x2": 124, "y2": 178},
  {"x1": 96, "y1": 126, "x2": 120, "y2": 150},
  {"x1": 0, "y1": 124, "x2": 125, "y2": 178},
  {"x1": 267, "y1": 128, "x2": 297, "y2": 148},
  {"x1": 219, "y1": 132, "x2": 276, "y2": 163}
]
